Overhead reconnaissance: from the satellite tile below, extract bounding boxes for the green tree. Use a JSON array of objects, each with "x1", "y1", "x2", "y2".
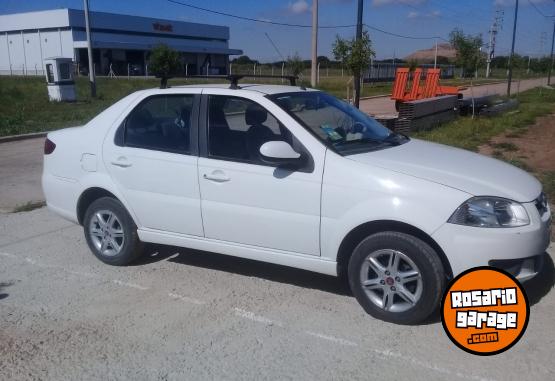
[
  {"x1": 232, "y1": 55, "x2": 259, "y2": 65},
  {"x1": 287, "y1": 52, "x2": 305, "y2": 77},
  {"x1": 148, "y1": 44, "x2": 181, "y2": 89},
  {"x1": 449, "y1": 29, "x2": 484, "y2": 77},
  {"x1": 407, "y1": 59, "x2": 419, "y2": 72},
  {"x1": 332, "y1": 30, "x2": 375, "y2": 106}
]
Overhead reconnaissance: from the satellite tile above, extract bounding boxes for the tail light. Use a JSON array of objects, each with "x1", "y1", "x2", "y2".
[{"x1": 44, "y1": 138, "x2": 56, "y2": 155}]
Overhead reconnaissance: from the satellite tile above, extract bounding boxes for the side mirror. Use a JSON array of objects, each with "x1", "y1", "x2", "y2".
[{"x1": 259, "y1": 141, "x2": 304, "y2": 166}]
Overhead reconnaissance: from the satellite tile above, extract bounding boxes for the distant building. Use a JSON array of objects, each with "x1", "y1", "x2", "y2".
[
  {"x1": 0, "y1": 8, "x2": 242, "y2": 76},
  {"x1": 404, "y1": 43, "x2": 456, "y2": 64}
]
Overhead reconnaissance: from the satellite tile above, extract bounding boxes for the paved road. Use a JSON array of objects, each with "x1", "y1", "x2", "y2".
[
  {"x1": 0, "y1": 77, "x2": 550, "y2": 213},
  {"x1": 359, "y1": 77, "x2": 550, "y2": 116},
  {"x1": 1, "y1": 208, "x2": 554, "y2": 380},
  {"x1": 0, "y1": 137, "x2": 45, "y2": 213}
]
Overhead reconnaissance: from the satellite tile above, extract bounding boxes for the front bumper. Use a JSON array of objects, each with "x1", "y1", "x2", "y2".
[
  {"x1": 489, "y1": 254, "x2": 545, "y2": 282},
  {"x1": 432, "y1": 200, "x2": 551, "y2": 281}
]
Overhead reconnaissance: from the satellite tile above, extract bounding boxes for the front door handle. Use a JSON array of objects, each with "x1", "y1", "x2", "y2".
[{"x1": 203, "y1": 171, "x2": 230, "y2": 183}]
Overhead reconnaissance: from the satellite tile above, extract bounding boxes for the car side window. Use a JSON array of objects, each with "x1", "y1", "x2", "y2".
[
  {"x1": 207, "y1": 95, "x2": 292, "y2": 164},
  {"x1": 124, "y1": 95, "x2": 194, "y2": 154}
]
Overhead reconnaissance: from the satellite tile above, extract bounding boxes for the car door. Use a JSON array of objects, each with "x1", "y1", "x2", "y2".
[
  {"x1": 197, "y1": 91, "x2": 324, "y2": 256},
  {"x1": 104, "y1": 91, "x2": 204, "y2": 236}
]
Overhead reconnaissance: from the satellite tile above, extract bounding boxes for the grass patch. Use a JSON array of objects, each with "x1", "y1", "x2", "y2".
[
  {"x1": 413, "y1": 87, "x2": 555, "y2": 151},
  {"x1": 0, "y1": 74, "x2": 521, "y2": 137},
  {"x1": 490, "y1": 141, "x2": 519, "y2": 152},
  {"x1": 540, "y1": 172, "x2": 555, "y2": 207},
  {"x1": 11, "y1": 201, "x2": 46, "y2": 213}
]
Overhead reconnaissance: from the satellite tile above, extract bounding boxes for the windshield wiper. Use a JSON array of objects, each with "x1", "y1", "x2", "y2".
[{"x1": 382, "y1": 132, "x2": 408, "y2": 146}]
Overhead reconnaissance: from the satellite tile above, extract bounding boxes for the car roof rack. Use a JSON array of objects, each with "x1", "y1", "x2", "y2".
[{"x1": 179, "y1": 74, "x2": 299, "y2": 89}]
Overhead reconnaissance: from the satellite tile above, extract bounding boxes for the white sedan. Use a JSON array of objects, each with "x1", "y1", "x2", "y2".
[{"x1": 42, "y1": 81, "x2": 551, "y2": 324}]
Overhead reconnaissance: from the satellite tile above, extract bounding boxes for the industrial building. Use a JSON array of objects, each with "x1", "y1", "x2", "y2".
[{"x1": 0, "y1": 8, "x2": 242, "y2": 76}]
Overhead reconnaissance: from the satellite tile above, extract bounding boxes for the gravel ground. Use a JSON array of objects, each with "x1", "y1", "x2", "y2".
[{"x1": 1, "y1": 207, "x2": 554, "y2": 381}]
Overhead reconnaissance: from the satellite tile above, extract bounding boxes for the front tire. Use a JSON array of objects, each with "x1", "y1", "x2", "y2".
[
  {"x1": 83, "y1": 197, "x2": 143, "y2": 266},
  {"x1": 348, "y1": 231, "x2": 445, "y2": 324}
]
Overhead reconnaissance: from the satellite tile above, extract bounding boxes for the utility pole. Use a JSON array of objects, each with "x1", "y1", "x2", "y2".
[
  {"x1": 83, "y1": 0, "x2": 96, "y2": 97},
  {"x1": 434, "y1": 38, "x2": 438, "y2": 69},
  {"x1": 548, "y1": 20, "x2": 555, "y2": 86},
  {"x1": 540, "y1": 31, "x2": 547, "y2": 56},
  {"x1": 311, "y1": 0, "x2": 318, "y2": 87},
  {"x1": 507, "y1": 0, "x2": 518, "y2": 96},
  {"x1": 354, "y1": 0, "x2": 363, "y2": 108},
  {"x1": 486, "y1": 9, "x2": 503, "y2": 78}
]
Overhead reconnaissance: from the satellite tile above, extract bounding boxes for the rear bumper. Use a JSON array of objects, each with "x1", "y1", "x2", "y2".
[
  {"x1": 42, "y1": 172, "x2": 80, "y2": 224},
  {"x1": 432, "y1": 201, "x2": 551, "y2": 281}
]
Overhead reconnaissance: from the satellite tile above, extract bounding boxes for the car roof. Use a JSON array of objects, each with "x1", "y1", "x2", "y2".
[{"x1": 169, "y1": 83, "x2": 319, "y2": 95}]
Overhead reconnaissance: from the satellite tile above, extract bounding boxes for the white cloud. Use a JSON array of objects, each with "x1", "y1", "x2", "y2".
[
  {"x1": 287, "y1": 0, "x2": 310, "y2": 14},
  {"x1": 407, "y1": 10, "x2": 441, "y2": 19},
  {"x1": 373, "y1": 0, "x2": 426, "y2": 6}
]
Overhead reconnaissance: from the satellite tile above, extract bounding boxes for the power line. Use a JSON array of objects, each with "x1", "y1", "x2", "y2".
[
  {"x1": 264, "y1": 33, "x2": 285, "y2": 61},
  {"x1": 363, "y1": 24, "x2": 447, "y2": 41},
  {"x1": 166, "y1": 0, "x2": 446, "y2": 40},
  {"x1": 527, "y1": 0, "x2": 555, "y2": 18},
  {"x1": 166, "y1": 0, "x2": 356, "y2": 28}
]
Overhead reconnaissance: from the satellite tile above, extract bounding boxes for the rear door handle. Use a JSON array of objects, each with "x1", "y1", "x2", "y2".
[
  {"x1": 203, "y1": 171, "x2": 230, "y2": 183},
  {"x1": 111, "y1": 157, "x2": 132, "y2": 168}
]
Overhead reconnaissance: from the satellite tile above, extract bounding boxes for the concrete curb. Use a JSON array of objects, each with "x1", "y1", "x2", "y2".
[{"x1": 0, "y1": 131, "x2": 47, "y2": 144}]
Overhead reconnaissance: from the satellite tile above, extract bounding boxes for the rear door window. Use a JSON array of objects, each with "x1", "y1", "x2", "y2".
[{"x1": 124, "y1": 95, "x2": 195, "y2": 154}]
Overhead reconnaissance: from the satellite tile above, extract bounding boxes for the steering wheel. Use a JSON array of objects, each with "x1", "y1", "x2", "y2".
[{"x1": 352, "y1": 121, "x2": 367, "y2": 134}]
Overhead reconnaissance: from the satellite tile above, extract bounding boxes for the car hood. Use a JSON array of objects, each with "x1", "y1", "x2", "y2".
[{"x1": 347, "y1": 139, "x2": 541, "y2": 202}]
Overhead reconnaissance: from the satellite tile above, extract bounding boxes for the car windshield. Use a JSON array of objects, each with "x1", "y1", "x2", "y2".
[{"x1": 269, "y1": 91, "x2": 408, "y2": 154}]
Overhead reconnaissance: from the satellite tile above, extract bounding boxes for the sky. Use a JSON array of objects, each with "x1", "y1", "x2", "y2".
[{"x1": 1, "y1": 0, "x2": 554, "y2": 62}]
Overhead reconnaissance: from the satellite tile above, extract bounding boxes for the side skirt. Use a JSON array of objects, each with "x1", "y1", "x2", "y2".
[{"x1": 138, "y1": 228, "x2": 338, "y2": 276}]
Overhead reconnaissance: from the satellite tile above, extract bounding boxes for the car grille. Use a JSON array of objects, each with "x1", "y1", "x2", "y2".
[{"x1": 534, "y1": 192, "x2": 548, "y2": 216}]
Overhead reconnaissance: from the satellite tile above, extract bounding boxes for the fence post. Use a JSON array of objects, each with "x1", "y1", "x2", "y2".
[
  {"x1": 281, "y1": 62, "x2": 284, "y2": 83},
  {"x1": 145, "y1": 64, "x2": 148, "y2": 77},
  {"x1": 127, "y1": 63, "x2": 130, "y2": 80},
  {"x1": 228, "y1": 63, "x2": 231, "y2": 75}
]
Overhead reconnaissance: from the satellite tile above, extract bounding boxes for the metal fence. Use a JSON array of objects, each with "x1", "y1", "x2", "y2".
[
  {"x1": 0, "y1": 64, "x2": 46, "y2": 76},
  {"x1": 365, "y1": 63, "x2": 455, "y2": 82}
]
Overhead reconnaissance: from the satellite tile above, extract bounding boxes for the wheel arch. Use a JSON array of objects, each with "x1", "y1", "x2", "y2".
[
  {"x1": 336, "y1": 220, "x2": 453, "y2": 281},
  {"x1": 77, "y1": 187, "x2": 120, "y2": 225}
]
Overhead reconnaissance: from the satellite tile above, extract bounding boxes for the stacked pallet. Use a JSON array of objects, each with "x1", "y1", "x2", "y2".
[{"x1": 393, "y1": 95, "x2": 458, "y2": 134}]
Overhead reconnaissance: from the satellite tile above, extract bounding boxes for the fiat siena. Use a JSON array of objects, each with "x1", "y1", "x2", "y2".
[{"x1": 42, "y1": 80, "x2": 551, "y2": 324}]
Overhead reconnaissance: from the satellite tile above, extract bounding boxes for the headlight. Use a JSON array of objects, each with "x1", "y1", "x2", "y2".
[{"x1": 448, "y1": 197, "x2": 530, "y2": 228}]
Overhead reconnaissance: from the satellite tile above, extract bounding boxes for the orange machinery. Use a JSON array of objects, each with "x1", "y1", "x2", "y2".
[{"x1": 391, "y1": 68, "x2": 463, "y2": 109}]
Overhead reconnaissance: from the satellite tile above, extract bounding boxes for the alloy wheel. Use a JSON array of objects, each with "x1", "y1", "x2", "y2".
[
  {"x1": 89, "y1": 209, "x2": 125, "y2": 256},
  {"x1": 359, "y1": 249, "x2": 423, "y2": 313}
]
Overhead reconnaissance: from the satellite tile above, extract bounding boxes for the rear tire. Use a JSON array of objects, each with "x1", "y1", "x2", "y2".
[
  {"x1": 348, "y1": 231, "x2": 445, "y2": 325},
  {"x1": 83, "y1": 197, "x2": 143, "y2": 266}
]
